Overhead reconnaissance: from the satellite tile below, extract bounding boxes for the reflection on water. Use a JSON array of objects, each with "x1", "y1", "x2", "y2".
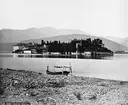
[
  {"x1": 1, "y1": 53, "x2": 114, "y2": 59},
  {"x1": 0, "y1": 53, "x2": 128, "y2": 81}
]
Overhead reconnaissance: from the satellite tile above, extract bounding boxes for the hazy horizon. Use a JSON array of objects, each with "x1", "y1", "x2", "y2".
[
  {"x1": 0, "y1": 27, "x2": 127, "y2": 39},
  {"x1": 1, "y1": 0, "x2": 128, "y2": 38}
]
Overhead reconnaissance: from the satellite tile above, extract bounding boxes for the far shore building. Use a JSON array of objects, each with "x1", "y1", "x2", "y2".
[
  {"x1": 23, "y1": 50, "x2": 32, "y2": 54},
  {"x1": 13, "y1": 42, "x2": 48, "y2": 54},
  {"x1": 125, "y1": 49, "x2": 128, "y2": 52},
  {"x1": 83, "y1": 51, "x2": 91, "y2": 55},
  {"x1": 13, "y1": 45, "x2": 25, "y2": 53},
  {"x1": 13, "y1": 45, "x2": 19, "y2": 52}
]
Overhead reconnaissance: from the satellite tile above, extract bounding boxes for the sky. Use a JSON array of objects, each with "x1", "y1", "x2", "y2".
[{"x1": 0, "y1": 0, "x2": 128, "y2": 38}]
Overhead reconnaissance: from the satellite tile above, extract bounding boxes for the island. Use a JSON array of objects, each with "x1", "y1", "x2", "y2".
[{"x1": 12, "y1": 38, "x2": 114, "y2": 57}]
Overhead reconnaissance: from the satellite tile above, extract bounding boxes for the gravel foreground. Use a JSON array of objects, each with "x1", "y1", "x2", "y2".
[{"x1": 0, "y1": 68, "x2": 128, "y2": 105}]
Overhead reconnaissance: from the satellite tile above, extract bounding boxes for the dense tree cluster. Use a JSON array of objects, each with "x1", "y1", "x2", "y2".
[
  {"x1": 42, "y1": 38, "x2": 112, "y2": 53},
  {"x1": 15, "y1": 38, "x2": 112, "y2": 54}
]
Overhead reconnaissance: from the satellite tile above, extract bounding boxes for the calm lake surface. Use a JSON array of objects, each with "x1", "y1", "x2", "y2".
[{"x1": 0, "y1": 53, "x2": 128, "y2": 81}]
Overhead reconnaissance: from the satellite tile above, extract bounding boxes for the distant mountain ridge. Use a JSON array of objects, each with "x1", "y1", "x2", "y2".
[
  {"x1": 103, "y1": 36, "x2": 124, "y2": 44},
  {"x1": 103, "y1": 36, "x2": 128, "y2": 48},
  {"x1": 0, "y1": 27, "x2": 86, "y2": 43},
  {"x1": 22, "y1": 34, "x2": 127, "y2": 52},
  {"x1": 0, "y1": 27, "x2": 127, "y2": 52}
]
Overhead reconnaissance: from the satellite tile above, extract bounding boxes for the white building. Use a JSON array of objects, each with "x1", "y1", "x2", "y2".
[
  {"x1": 13, "y1": 46, "x2": 19, "y2": 52},
  {"x1": 23, "y1": 50, "x2": 32, "y2": 54},
  {"x1": 125, "y1": 49, "x2": 128, "y2": 52},
  {"x1": 83, "y1": 51, "x2": 91, "y2": 55},
  {"x1": 13, "y1": 45, "x2": 26, "y2": 53}
]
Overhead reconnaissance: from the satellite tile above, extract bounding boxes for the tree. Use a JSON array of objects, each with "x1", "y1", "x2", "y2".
[
  {"x1": 41, "y1": 40, "x2": 45, "y2": 46},
  {"x1": 92, "y1": 38, "x2": 104, "y2": 51}
]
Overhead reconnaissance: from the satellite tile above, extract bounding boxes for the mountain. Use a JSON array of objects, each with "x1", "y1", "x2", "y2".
[
  {"x1": 103, "y1": 36, "x2": 124, "y2": 44},
  {"x1": 22, "y1": 34, "x2": 127, "y2": 52},
  {"x1": 0, "y1": 27, "x2": 127, "y2": 52},
  {"x1": 0, "y1": 27, "x2": 86, "y2": 43},
  {"x1": 0, "y1": 28, "x2": 45, "y2": 43},
  {"x1": 0, "y1": 27, "x2": 87, "y2": 53},
  {"x1": 103, "y1": 36, "x2": 128, "y2": 48},
  {"x1": 121, "y1": 37, "x2": 128, "y2": 47}
]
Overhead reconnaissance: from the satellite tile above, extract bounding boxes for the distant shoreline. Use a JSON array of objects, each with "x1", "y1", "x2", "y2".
[
  {"x1": 115, "y1": 52, "x2": 128, "y2": 54},
  {"x1": 0, "y1": 52, "x2": 114, "y2": 55}
]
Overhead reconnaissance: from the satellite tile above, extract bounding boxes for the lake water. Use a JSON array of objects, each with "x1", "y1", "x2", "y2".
[{"x1": 0, "y1": 53, "x2": 128, "y2": 81}]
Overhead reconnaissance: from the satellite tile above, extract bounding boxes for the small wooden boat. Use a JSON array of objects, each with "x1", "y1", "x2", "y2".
[
  {"x1": 46, "y1": 64, "x2": 72, "y2": 75},
  {"x1": 46, "y1": 70, "x2": 70, "y2": 75}
]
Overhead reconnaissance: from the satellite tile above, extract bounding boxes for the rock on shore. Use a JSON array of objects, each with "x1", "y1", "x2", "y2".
[{"x1": 0, "y1": 68, "x2": 128, "y2": 105}]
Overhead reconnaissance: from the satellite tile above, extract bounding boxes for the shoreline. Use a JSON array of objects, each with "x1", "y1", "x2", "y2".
[
  {"x1": 1, "y1": 68, "x2": 128, "y2": 105},
  {"x1": 0, "y1": 52, "x2": 114, "y2": 55}
]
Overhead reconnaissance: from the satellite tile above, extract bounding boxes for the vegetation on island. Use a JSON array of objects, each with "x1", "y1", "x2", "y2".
[
  {"x1": 14, "y1": 38, "x2": 113, "y2": 54},
  {"x1": 45, "y1": 38, "x2": 113, "y2": 53}
]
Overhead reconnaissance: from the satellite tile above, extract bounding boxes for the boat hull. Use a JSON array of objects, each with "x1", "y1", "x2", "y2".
[{"x1": 46, "y1": 70, "x2": 70, "y2": 75}]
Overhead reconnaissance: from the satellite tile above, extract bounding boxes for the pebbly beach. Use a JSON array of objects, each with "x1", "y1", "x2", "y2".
[{"x1": 0, "y1": 68, "x2": 128, "y2": 105}]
